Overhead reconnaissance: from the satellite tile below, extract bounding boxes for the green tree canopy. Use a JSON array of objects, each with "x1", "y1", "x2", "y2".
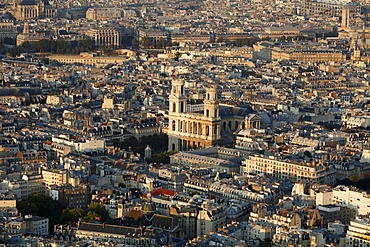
[
  {"x1": 60, "y1": 208, "x2": 85, "y2": 226},
  {"x1": 17, "y1": 193, "x2": 62, "y2": 233}
]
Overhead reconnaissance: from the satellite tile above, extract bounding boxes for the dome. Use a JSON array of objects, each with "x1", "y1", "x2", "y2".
[{"x1": 141, "y1": 202, "x2": 156, "y2": 214}]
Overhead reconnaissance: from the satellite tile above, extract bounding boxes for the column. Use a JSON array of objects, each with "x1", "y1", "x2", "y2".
[{"x1": 218, "y1": 123, "x2": 221, "y2": 138}]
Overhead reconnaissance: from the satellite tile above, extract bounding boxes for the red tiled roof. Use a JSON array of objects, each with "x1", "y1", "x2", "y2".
[{"x1": 142, "y1": 188, "x2": 175, "y2": 198}]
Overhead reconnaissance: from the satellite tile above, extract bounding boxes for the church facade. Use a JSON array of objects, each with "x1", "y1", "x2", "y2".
[
  {"x1": 167, "y1": 79, "x2": 261, "y2": 152},
  {"x1": 12, "y1": 0, "x2": 57, "y2": 20},
  {"x1": 167, "y1": 79, "x2": 221, "y2": 152}
]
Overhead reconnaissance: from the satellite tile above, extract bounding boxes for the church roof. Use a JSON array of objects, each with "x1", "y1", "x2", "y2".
[
  {"x1": 19, "y1": 0, "x2": 50, "y2": 5},
  {"x1": 219, "y1": 105, "x2": 256, "y2": 118},
  {"x1": 19, "y1": 0, "x2": 36, "y2": 5}
]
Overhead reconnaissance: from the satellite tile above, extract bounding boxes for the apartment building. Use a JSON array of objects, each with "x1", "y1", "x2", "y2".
[
  {"x1": 76, "y1": 222, "x2": 157, "y2": 245},
  {"x1": 86, "y1": 8, "x2": 123, "y2": 21},
  {"x1": 42, "y1": 168, "x2": 68, "y2": 191},
  {"x1": 0, "y1": 19, "x2": 18, "y2": 42},
  {"x1": 197, "y1": 202, "x2": 226, "y2": 237},
  {"x1": 316, "y1": 185, "x2": 370, "y2": 216},
  {"x1": 242, "y1": 154, "x2": 336, "y2": 184},
  {"x1": 6, "y1": 215, "x2": 49, "y2": 235},
  {"x1": 300, "y1": 0, "x2": 360, "y2": 17},
  {"x1": 49, "y1": 184, "x2": 89, "y2": 208},
  {"x1": 346, "y1": 218, "x2": 370, "y2": 247},
  {"x1": 16, "y1": 150, "x2": 47, "y2": 165}
]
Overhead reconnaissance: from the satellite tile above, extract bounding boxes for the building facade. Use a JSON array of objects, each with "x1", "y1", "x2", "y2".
[
  {"x1": 12, "y1": 0, "x2": 57, "y2": 20},
  {"x1": 300, "y1": 0, "x2": 360, "y2": 17},
  {"x1": 86, "y1": 28, "x2": 120, "y2": 48},
  {"x1": 242, "y1": 154, "x2": 336, "y2": 184},
  {"x1": 346, "y1": 218, "x2": 370, "y2": 247},
  {"x1": 0, "y1": 19, "x2": 18, "y2": 42},
  {"x1": 86, "y1": 8, "x2": 123, "y2": 21},
  {"x1": 196, "y1": 202, "x2": 226, "y2": 237},
  {"x1": 168, "y1": 79, "x2": 221, "y2": 151},
  {"x1": 42, "y1": 168, "x2": 68, "y2": 191}
]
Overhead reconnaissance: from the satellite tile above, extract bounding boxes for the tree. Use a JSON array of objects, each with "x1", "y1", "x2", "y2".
[
  {"x1": 86, "y1": 204, "x2": 109, "y2": 222},
  {"x1": 350, "y1": 174, "x2": 361, "y2": 182},
  {"x1": 174, "y1": 52, "x2": 181, "y2": 61},
  {"x1": 140, "y1": 37, "x2": 154, "y2": 48},
  {"x1": 141, "y1": 133, "x2": 168, "y2": 153},
  {"x1": 17, "y1": 193, "x2": 62, "y2": 233},
  {"x1": 147, "y1": 150, "x2": 176, "y2": 164},
  {"x1": 120, "y1": 136, "x2": 139, "y2": 150},
  {"x1": 131, "y1": 38, "x2": 138, "y2": 49},
  {"x1": 60, "y1": 208, "x2": 84, "y2": 226},
  {"x1": 84, "y1": 211, "x2": 100, "y2": 222}
]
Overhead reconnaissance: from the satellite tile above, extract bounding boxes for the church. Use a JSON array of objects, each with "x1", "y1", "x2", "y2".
[
  {"x1": 12, "y1": 0, "x2": 57, "y2": 20},
  {"x1": 167, "y1": 79, "x2": 261, "y2": 151}
]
